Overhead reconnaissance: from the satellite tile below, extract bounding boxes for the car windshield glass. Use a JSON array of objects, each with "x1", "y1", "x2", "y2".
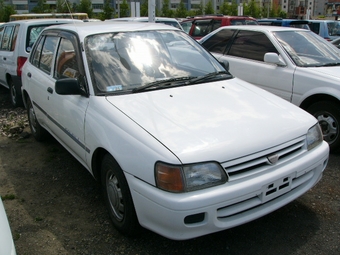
[
  {"x1": 273, "y1": 30, "x2": 340, "y2": 67},
  {"x1": 85, "y1": 30, "x2": 227, "y2": 94}
]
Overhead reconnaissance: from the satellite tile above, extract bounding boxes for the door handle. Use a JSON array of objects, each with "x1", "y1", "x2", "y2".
[
  {"x1": 27, "y1": 72, "x2": 31, "y2": 78},
  {"x1": 47, "y1": 87, "x2": 53, "y2": 94}
]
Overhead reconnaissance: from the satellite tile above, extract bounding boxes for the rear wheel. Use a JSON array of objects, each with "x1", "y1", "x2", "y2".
[
  {"x1": 27, "y1": 97, "x2": 48, "y2": 141},
  {"x1": 307, "y1": 101, "x2": 340, "y2": 152},
  {"x1": 9, "y1": 78, "x2": 23, "y2": 107},
  {"x1": 101, "y1": 154, "x2": 140, "y2": 236}
]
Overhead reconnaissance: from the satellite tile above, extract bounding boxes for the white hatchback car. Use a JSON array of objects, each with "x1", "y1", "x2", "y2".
[
  {"x1": 0, "y1": 19, "x2": 81, "y2": 107},
  {"x1": 200, "y1": 25, "x2": 340, "y2": 151},
  {"x1": 21, "y1": 22, "x2": 329, "y2": 240}
]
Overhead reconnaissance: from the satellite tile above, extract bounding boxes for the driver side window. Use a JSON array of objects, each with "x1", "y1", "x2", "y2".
[{"x1": 54, "y1": 38, "x2": 79, "y2": 79}]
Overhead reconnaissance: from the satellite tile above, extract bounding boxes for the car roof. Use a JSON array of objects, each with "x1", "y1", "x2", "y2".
[
  {"x1": 42, "y1": 21, "x2": 180, "y2": 38},
  {"x1": 4, "y1": 18, "x2": 83, "y2": 25},
  {"x1": 215, "y1": 25, "x2": 308, "y2": 32},
  {"x1": 183, "y1": 15, "x2": 256, "y2": 21},
  {"x1": 109, "y1": 17, "x2": 179, "y2": 22}
]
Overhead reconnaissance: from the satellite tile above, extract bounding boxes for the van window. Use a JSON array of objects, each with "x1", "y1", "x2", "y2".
[
  {"x1": 0, "y1": 26, "x2": 4, "y2": 48},
  {"x1": 11, "y1": 25, "x2": 19, "y2": 51},
  {"x1": 26, "y1": 25, "x2": 50, "y2": 52},
  {"x1": 1, "y1": 26, "x2": 14, "y2": 51}
]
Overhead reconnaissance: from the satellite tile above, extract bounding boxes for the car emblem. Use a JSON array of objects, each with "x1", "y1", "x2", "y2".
[{"x1": 267, "y1": 154, "x2": 279, "y2": 165}]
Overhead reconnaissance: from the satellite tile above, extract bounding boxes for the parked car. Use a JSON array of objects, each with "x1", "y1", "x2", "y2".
[
  {"x1": 308, "y1": 20, "x2": 340, "y2": 41},
  {"x1": 107, "y1": 17, "x2": 184, "y2": 30},
  {"x1": 0, "y1": 197, "x2": 17, "y2": 255},
  {"x1": 0, "y1": 19, "x2": 82, "y2": 107},
  {"x1": 21, "y1": 22, "x2": 329, "y2": 240},
  {"x1": 180, "y1": 15, "x2": 258, "y2": 40},
  {"x1": 200, "y1": 25, "x2": 340, "y2": 151},
  {"x1": 257, "y1": 18, "x2": 310, "y2": 29}
]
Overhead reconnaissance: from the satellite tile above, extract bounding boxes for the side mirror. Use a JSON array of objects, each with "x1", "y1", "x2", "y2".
[
  {"x1": 55, "y1": 78, "x2": 81, "y2": 95},
  {"x1": 219, "y1": 59, "x2": 229, "y2": 71},
  {"x1": 264, "y1": 52, "x2": 286, "y2": 67}
]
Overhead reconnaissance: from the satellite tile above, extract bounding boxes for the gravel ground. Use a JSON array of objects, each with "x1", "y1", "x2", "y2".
[{"x1": 0, "y1": 86, "x2": 339, "y2": 255}]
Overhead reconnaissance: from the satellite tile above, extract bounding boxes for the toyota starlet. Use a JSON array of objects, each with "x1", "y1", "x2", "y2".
[{"x1": 21, "y1": 22, "x2": 329, "y2": 240}]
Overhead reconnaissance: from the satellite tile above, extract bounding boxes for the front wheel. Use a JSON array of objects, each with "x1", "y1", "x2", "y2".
[
  {"x1": 101, "y1": 154, "x2": 140, "y2": 236},
  {"x1": 307, "y1": 101, "x2": 340, "y2": 152}
]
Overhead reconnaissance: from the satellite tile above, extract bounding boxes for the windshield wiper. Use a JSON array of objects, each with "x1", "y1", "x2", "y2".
[
  {"x1": 132, "y1": 71, "x2": 231, "y2": 93},
  {"x1": 189, "y1": 71, "x2": 230, "y2": 84},
  {"x1": 132, "y1": 76, "x2": 194, "y2": 93},
  {"x1": 316, "y1": 62, "x2": 340, "y2": 67}
]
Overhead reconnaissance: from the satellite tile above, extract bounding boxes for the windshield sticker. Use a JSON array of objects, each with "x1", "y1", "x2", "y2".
[{"x1": 107, "y1": 85, "x2": 123, "y2": 91}]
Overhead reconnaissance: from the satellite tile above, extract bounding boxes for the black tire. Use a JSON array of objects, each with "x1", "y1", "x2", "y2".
[
  {"x1": 307, "y1": 101, "x2": 340, "y2": 152},
  {"x1": 101, "y1": 154, "x2": 141, "y2": 236},
  {"x1": 27, "y1": 97, "x2": 48, "y2": 141},
  {"x1": 9, "y1": 78, "x2": 23, "y2": 107}
]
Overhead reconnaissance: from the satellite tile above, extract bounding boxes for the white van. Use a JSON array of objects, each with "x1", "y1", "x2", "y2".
[{"x1": 0, "y1": 19, "x2": 81, "y2": 107}]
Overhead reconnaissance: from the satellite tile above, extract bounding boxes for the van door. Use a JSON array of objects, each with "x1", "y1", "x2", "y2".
[{"x1": 0, "y1": 25, "x2": 16, "y2": 87}]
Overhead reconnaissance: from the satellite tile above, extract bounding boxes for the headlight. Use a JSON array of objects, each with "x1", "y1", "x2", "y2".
[
  {"x1": 306, "y1": 124, "x2": 323, "y2": 151},
  {"x1": 155, "y1": 162, "x2": 227, "y2": 193}
]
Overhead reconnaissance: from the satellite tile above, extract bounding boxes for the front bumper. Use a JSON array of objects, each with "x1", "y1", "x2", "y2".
[{"x1": 127, "y1": 141, "x2": 329, "y2": 240}]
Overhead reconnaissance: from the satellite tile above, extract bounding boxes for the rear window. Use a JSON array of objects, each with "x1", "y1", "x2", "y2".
[
  {"x1": 26, "y1": 25, "x2": 51, "y2": 52},
  {"x1": 230, "y1": 19, "x2": 258, "y2": 25}
]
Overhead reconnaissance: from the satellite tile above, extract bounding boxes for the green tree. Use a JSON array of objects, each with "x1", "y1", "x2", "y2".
[
  {"x1": 100, "y1": 0, "x2": 114, "y2": 20},
  {"x1": 244, "y1": 0, "x2": 261, "y2": 18},
  {"x1": 219, "y1": 0, "x2": 238, "y2": 15},
  {"x1": 195, "y1": 1, "x2": 204, "y2": 15},
  {"x1": 140, "y1": 0, "x2": 148, "y2": 16},
  {"x1": 0, "y1": 0, "x2": 16, "y2": 22},
  {"x1": 120, "y1": 0, "x2": 130, "y2": 17},
  {"x1": 31, "y1": 0, "x2": 50, "y2": 13},
  {"x1": 78, "y1": 0, "x2": 93, "y2": 18},
  {"x1": 56, "y1": 0, "x2": 74, "y2": 13},
  {"x1": 204, "y1": 1, "x2": 214, "y2": 15},
  {"x1": 161, "y1": 0, "x2": 174, "y2": 17},
  {"x1": 175, "y1": 0, "x2": 187, "y2": 18}
]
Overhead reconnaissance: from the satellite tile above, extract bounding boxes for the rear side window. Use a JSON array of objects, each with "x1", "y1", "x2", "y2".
[
  {"x1": 192, "y1": 20, "x2": 213, "y2": 37},
  {"x1": 228, "y1": 30, "x2": 278, "y2": 61},
  {"x1": 31, "y1": 35, "x2": 59, "y2": 74},
  {"x1": 309, "y1": 22, "x2": 320, "y2": 35},
  {"x1": 201, "y1": 29, "x2": 235, "y2": 54}
]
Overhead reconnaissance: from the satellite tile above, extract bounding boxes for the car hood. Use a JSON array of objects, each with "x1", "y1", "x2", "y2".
[
  {"x1": 106, "y1": 78, "x2": 316, "y2": 163},
  {"x1": 308, "y1": 66, "x2": 340, "y2": 79}
]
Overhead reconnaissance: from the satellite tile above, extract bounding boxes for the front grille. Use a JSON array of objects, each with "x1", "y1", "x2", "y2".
[{"x1": 221, "y1": 136, "x2": 306, "y2": 181}]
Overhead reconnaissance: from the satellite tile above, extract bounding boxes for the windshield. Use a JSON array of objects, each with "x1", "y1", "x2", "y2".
[
  {"x1": 85, "y1": 30, "x2": 227, "y2": 94},
  {"x1": 273, "y1": 30, "x2": 340, "y2": 67}
]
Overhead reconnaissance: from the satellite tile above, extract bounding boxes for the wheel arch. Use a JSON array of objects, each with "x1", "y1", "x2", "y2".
[
  {"x1": 91, "y1": 148, "x2": 121, "y2": 181},
  {"x1": 300, "y1": 93, "x2": 340, "y2": 110},
  {"x1": 22, "y1": 89, "x2": 29, "y2": 109}
]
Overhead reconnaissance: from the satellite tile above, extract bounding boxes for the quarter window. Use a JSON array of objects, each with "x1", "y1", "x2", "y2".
[{"x1": 228, "y1": 30, "x2": 278, "y2": 61}]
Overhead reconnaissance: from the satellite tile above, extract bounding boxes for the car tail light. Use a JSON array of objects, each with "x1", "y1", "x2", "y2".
[{"x1": 17, "y1": 56, "x2": 27, "y2": 76}]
